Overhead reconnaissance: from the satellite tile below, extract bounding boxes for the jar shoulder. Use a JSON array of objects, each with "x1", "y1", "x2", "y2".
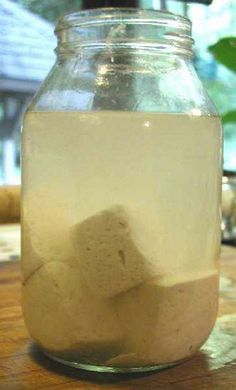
[{"x1": 28, "y1": 55, "x2": 218, "y2": 116}]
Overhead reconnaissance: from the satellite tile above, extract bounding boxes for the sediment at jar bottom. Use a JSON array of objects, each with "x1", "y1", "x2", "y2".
[
  {"x1": 22, "y1": 204, "x2": 219, "y2": 368},
  {"x1": 24, "y1": 270, "x2": 218, "y2": 368}
]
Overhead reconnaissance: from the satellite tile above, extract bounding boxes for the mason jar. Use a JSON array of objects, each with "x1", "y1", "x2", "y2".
[{"x1": 21, "y1": 8, "x2": 222, "y2": 373}]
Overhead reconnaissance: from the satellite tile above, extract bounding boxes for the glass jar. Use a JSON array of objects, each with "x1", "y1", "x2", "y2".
[{"x1": 21, "y1": 8, "x2": 222, "y2": 373}]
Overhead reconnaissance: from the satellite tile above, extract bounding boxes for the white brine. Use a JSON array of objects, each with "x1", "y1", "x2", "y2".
[{"x1": 22, "y1": 111, "x2": 221, "y2": 367}]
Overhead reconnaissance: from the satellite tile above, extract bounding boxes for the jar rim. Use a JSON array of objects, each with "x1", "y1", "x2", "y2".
[
  {"x1": 55, "y1": 8, "x2": 193, "y2": 58},
  {"x1": 56, "y1": 8, "x2": 191, "y2": 33}
]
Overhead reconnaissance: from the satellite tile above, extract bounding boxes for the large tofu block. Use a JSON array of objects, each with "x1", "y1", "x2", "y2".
[
  {"x1": 71, "y1": 205, "x2": 160, "y2": 298},
  {"x1": 114, "y1": 270, "x2": 219, "y2": 365},
  {"x1": 22, "y1": 261, "x2": 122, "y2": 356}
]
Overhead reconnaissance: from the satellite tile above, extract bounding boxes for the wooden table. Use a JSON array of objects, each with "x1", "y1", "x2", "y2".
[{"x1": 1, "y1": 247, "x2": 236, "y2": 390}]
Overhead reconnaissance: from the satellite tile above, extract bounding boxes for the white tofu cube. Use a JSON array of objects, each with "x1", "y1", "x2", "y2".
[{"x1": 71, "y1": 205, "x2": 160, "y2": 298}]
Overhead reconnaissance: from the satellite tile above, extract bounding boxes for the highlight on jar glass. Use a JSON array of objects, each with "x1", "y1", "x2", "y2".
[{"x1": 21, "y1": 7, "x2": 222, "y2": 373}]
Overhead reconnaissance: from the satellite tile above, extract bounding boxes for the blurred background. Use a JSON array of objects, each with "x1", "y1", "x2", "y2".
[{"x1": 0, "y1": 0, "x2": 236, "y2": 241}]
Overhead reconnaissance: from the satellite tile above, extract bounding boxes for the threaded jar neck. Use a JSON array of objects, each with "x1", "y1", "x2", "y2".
[{"x1": 55, "y1": 8, "x2": 194, "y2": 58}]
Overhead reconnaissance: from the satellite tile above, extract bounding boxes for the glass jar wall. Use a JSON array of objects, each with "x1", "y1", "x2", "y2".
[{"x1": 21, "y1": 9, "x2": 222, "y2": 373}]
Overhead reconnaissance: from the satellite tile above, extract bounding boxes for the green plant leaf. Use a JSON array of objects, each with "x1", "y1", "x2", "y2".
[
  {"x1": 209, "y1": 37, "x2": 236, "y2": 73},
  {"x1": 222, "y1": 110, "x2": 236, "y2": 124}
]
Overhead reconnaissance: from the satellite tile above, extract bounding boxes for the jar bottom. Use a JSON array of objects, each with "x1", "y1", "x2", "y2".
[{"x1": 43, "y1": 350, "x2": 182, "y2": 373}]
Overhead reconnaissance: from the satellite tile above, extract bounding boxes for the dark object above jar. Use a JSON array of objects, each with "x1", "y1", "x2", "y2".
[
  {"x1": 81, "y1": 0, "x2": 213, "y2": 9},
  {"x1": 81, "y1": 0, "x2": 139, "y2": 9},
  {"x1": 175, "y1": 0, "x2": 213, "y2": 4}
]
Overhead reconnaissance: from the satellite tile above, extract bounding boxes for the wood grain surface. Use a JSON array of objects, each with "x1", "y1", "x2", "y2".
[{"x1": 0, "y1": 246, "x2": 236, "y2": 390}]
